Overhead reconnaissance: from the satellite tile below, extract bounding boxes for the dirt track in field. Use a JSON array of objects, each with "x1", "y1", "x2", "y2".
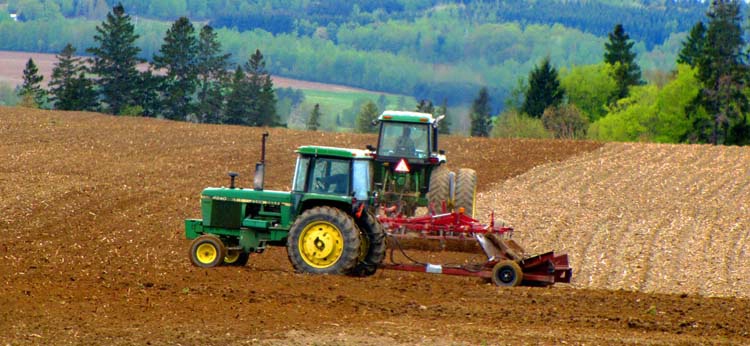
[{"x1": 1, "y1": 107, "x2": 748, "y2": 345}]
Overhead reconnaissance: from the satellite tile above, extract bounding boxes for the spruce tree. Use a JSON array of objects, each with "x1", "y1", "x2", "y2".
[
  {"x1": 307, "y1": 103, "x2": 321, "y2": 131},
  {"x1": 522, "y1": 57, "x2": 565, "y2": 118},
  {"x1": 224, "y1": 66, "x2": 251, "y2": 125},
  {"x1": 355, "y1": 101, "x2": 379, "y2": 133},
  {"x1": 19, "y1": 58, "x2": 45, "y2": 108},
  {"x1": 678, "y1": 22, "x2": 707, "y2": 68},
  {"x1": 244, "y1": 49, "x2": 278, "y2": 127},
  {"x1": 86, "y1": 3, "x2": 141, "y2": 115},
  {"x1": 437, "y1": 98, "x2": 451, "y2": 135},
  {"x1": 196, "y1": 25, "x2": 231, "y2": 124},
  {"x1": 604, "y1": 24, "x2": 642, "y2": 100},
  {"x1": 694, "y1": 0, "x2": 748, "y2": 145},
  {"x1": 416, "y1": 99, "x2": 434, "y2": 113},
  {"x1": 49, "y1": 44, "x2": 96, "y2": 111},
  {"x1": 470, "y1": 87, "x2": 492, "y2": 137},
  {"x1": 153, "y1": 16, "x2": 198, "y2": 121}
]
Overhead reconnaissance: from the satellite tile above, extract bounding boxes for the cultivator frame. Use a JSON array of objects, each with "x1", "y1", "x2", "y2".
[{"x1": 377, "y1": 208, "x2": 572, "y2": 287}]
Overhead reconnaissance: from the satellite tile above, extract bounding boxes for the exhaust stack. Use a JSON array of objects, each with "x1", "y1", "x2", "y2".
[{"x1": 254, "y1": 132, "x2": 269, "y2": 191}]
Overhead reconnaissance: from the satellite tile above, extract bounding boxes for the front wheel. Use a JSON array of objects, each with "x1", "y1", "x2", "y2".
[
  {"x1": 223, "y1": 250, "x2": 250, "y2": 266},
  {"x1": 189, "y1": 234, "x2": 226, "y2": 268},
  {"x1": 287, "y1": 206, "x2": 361, "y2": 275}
]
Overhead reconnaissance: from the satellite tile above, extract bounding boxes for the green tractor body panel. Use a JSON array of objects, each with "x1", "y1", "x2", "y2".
[
  {"x1": 373, "y1": 111, "x2": 446, "y2": 213},
  {"x1": 185, "y1": 146, "x2": 374, "y2": 254}
]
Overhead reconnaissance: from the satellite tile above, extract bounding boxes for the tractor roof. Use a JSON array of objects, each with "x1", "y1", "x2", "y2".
[
  {"x1": 296, "y1": 146, "x2": 372, "y2": 159},
  {"x1": 378, "y1": 110, "x2": 435, "y2": 124}
]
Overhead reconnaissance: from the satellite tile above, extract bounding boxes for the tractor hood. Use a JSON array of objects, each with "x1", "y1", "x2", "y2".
[{"x1": 201, "y1": 187, "x2": 292, "y2": 206}]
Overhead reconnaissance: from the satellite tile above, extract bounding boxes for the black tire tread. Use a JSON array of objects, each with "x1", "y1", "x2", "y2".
[
  {"x1": 348, "y1": 211, "x2": 386, "y2": 277},
  {"x1": 286, "y1": 206, "x2": 361, "y2": 275},
  {"x1": 455, "y1": 168, "x2": 477, "y2": 218},
  {"x1": 426, "y1": 165, "x2": 452, "y2": 210}
]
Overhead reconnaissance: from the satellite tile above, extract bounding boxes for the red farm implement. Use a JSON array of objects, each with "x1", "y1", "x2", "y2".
[{"x1": 377, "y1": 208, "x2": 572, "y2": 287}]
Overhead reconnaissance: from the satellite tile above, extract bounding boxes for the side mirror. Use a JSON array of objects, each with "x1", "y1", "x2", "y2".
[{"x1": 366, "y1": 144, "x2": 375, "y2": 151}]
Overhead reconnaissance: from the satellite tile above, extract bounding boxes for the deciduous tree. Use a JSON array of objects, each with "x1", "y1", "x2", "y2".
[{"x1": 355, "y1": 100, "x2": 378, "y2": 133}]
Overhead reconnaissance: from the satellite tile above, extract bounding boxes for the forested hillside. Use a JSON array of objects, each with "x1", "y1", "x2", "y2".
[{"x1": 0, "y1": 0, "x2": 710, "y2": 107}]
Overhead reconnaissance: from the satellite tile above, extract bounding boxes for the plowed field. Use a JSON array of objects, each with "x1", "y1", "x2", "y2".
[{"x1": 1, "y1": 107, "x2": 748, "y2": 345}]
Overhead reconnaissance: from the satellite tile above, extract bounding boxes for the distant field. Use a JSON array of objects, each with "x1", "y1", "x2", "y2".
[{"x1": 0, "y1": 50, "x2": 414, "y2": 124}]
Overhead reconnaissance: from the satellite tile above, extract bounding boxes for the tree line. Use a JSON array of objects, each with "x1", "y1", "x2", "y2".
[
  {"x1": 17, "y1": 3, "x2": 279, "y2": 127},
  {"x1": 468, "y1": 0, "x2": 749, "y2": 146}
]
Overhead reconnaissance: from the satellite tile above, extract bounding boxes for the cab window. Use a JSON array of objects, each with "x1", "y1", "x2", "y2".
[
  {"x1": 378, "y1": 122, "x2": 429, "y2": 159},
  {"x1": 308, "y1": 158, "x2": 350, "y2": 195}
]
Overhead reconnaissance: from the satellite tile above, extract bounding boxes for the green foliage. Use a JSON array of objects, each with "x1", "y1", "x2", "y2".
[
  {"x1": 48, "y1": 43, "x2": 97, "y2": 111},
  {"x1": 153, "y1": 16, "x2": 197, "y2": 121},
  {"x1": 541, "y1": 104, "x2": 589, "y2": 139},
  {"x1": 604, "y1": 24, "x2": 642, "y2": 100},
  {"x1": 86, "y1": 3, "x2": 142, "y2": 115},
  {"x1": 470, "y1": 87, "x2": 492, "y2": 137},
  {"x1": 677, "y1": 22, "x2": 706, "y2": 68},
  {"x1": 694, "y1": 0, "x2": 748, "y2": 145},
  {"x1": 119, "y1": 104, "x2": 143, "y2": 116},
  {"x1": 195, "y1": 25, "x2": 231, "y2": 124},
  {"x1": 560, "y1": 63, "x2": 617, "y2": 122},
  {"x1": 491, "y1": 110, "x2": 552, "y2": 139},
  {"x1": 224, "y1": 66, "x2": 251, "y2": 126},
  {"x1": 0, "y1": 82, "x2": 20, "y2": 106},
  {"x1": 355, "y1": 100, "x2": 378, "y2": 133},
  {"x1": 522, "y1": 57, "x2": 564, "y2": 118},
  {"x1": 590, "y1": 65, "x2": 701, "y2": 143},
  {"x1": 19, "y1": 57, "x2": 45, "y2": 107},
  {"x1": 306, "y1": 103, "x2": 321, "y2": 131}
]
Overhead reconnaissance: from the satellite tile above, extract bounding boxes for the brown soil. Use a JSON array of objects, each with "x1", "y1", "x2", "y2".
[{"x1": 1, "y1": 107, "x2": 748, "y2": 345}]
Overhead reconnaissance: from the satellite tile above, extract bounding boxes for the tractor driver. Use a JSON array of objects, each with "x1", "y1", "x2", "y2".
[{"x1": 394, "y1": 126, "x2": 416, "y2": 157}]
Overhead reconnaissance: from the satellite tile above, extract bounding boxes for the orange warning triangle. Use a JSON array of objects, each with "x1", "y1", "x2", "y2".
[{"x1": 394, "y1": 158, "x2": 410, "y2": 173}]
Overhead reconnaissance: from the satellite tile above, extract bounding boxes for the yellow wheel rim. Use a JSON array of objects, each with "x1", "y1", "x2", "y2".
[
  {"x1": 196, "y1": 243, "x2": 218, "y2": 264},
  {"x1": 224, "y1": 250, "x2": 240, "y2": 264},
  {"x1": 358, "y1": 232, "x2": 370, "y2": 262},
  {"x1": 298, "y1": 221, "x2": 344, "y2": 268}
]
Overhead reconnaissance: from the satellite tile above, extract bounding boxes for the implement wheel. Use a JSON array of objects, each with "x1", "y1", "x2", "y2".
[
  {"x1": 491, "y1": 260, "x2": 523, "y2": 287},
  {"x1": 287, "y1": 206, "x2": 361, "y2": 275},
  {"x1": 426, "y1": 164, "x2": 452, "y2": 211},
  {"x1": 348, "y1": 211, "x2": 386, "y2": 277},
  {"x1": 189, "y1": 235, "x2": 226, "y2": 268},
  {"x1": 223, "y1": 250, "x2": 250, "y2": 266},
  {"x1": 455, "y1": 168, "x2": 477, "y2": 218}
]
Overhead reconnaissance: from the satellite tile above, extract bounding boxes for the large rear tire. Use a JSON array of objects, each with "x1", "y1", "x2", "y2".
[
  {"x1": 287, "y1": 206, "x2": 361, "y2": 275},
  {"x1": 455, "y1": 168, "x2": 477, "y2": 218},
  {"x1": 426, "y1": 165, "x2": 452, "y2": 211},
  {"x1": 348, "y1": 211, "x2": 386, "y2": 277}
]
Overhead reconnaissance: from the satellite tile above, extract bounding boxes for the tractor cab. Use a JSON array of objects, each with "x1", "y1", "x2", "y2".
[
  {"x1": 374, "y1": 111, "x2": 444, "y2": 167},
  {"x1": 293, "y1": 146, "x2": 374, "y2": 207}
]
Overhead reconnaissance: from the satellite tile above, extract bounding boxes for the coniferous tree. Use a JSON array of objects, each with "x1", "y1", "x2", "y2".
[
  {"x1": 694, "y1": 0, "x2": 748, "y2": 145},
  {"x1": 196, "y1": 25, "x2": 231, "y2": 124},
  {"x1": 522, "y1": 57, "x2": 565, "y2": 118},
  {"x1": 240, "y1": 49, "x2": 279, "y2": 127},
  {"x1": 86, "y1": 3, "x2": 141, "y2": 115},
  {"x1": 604, "y1": 24, "x2": 642, "y2": 100},
  {"x1": 437, "y1": 98, "x2": 451, "y2": 134},
  {"x1": 416, "y1": 99, "x2": 434, "y2": 113},
  {"x1": 48, "y1": 44, "x2": 97, "y2": 111},
  {"x1": 225, "y1": 66, "x2": 251, "y2": 125},
  {"x1": 470, "y1": 87, "x2": 492, "y2": 137},
  {"x1": 678, "y1": 22, "x2": 707, "y2": 68},
  {"x1": 153, "y1": 16, "x2": 198, "y2": 121},
  {"x1": 355, "y1": 101, "x2": 379, "y2": 133},
  {"x1": 307, "y1": 103, "x2": 321, "y2": 131},
  {"x1": 19, "y1": 58, "x2": 45, "y2": 108}
]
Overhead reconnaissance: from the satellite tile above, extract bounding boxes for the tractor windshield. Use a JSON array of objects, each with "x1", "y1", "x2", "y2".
[
  {"x1": 352, "y1": 160, "x2": 372, "y2": 201},
  {"x1": 377, "y1": 122, "x2": 429, "y2": 159}
]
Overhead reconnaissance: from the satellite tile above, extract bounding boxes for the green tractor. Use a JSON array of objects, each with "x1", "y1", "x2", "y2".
[
  {"x1": 370, "y1": 111, "x2": 477, "y2": 217},
  {"x1": 185, "y1": 136, "x2": 385, "y2": 276}
]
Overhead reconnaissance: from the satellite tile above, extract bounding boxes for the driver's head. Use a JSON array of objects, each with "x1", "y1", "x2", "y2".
[{"x1": 402, "y1": 127, "x2": 411, "y2": 136}]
